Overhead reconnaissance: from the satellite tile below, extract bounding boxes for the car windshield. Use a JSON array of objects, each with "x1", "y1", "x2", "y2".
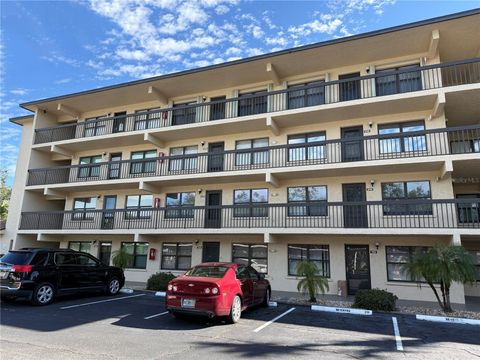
[
  {"x1": 185, "y1": 266, "x2": 229, "y2": 278},
  {"x1": 0, "y1": 251, "x2": 33, "y2": 265}
]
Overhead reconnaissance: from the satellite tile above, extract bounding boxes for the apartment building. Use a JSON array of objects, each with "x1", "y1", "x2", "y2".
[{"x1": 4, "y1": 10, "x2": 480, "y2": 305}]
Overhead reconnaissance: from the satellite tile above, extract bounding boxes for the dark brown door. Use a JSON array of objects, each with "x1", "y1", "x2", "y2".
[
  {"x1": 342, "y1": 183, "x2": 368, "y2": 228},
  {"x1": 202, "y1": 242, "x2": 220, "y2": 262},
  {"x1": 210, "y1": 96, "x2": 226, "y2": 120},
  {"x1": 341, "y1": 126, "x2": 364, "y2": 162},
  {"x1": 108, "y1": 153, "x2": 122, "y2": 179},
  {"x1": 205, "y1": 190, "x2": 222, "y2": 228},
  {"x1": 99, "y1": 242, "x2": 112, "y2": 265},
  {"x1": 113, "y1": 111, "x2": 126, "y2": 133},
  {"x1": 345, "y1": 245, "x2": 371, "y2": 295},
  {"x1": 208, "y1": 142, "x2": 224, "y2": 172},
  {"x1": 339, "y1": 72, "x2": 361, "y2": 101},
  {"x1": 101, "y1": 196, "x2": 117, "y2": 229}
]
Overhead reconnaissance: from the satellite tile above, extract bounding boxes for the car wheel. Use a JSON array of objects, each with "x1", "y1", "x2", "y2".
[
  {"x1": 106, "y1": 277, "x2": 121, "y2": 295},
  {"x1": 32, "y1": 282, "x2": 55, "y2": 306},
  {"x1": 261, "y1": 288, "x2": 270, "y2": 307},
  {"x1": 228, "y1": 295, "x2": 242, "y2": 324}
]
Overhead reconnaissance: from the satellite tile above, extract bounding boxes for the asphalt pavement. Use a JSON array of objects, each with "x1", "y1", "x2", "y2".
[{"x1": 1, "y1": 290, "x2": 479, "y2": 359}]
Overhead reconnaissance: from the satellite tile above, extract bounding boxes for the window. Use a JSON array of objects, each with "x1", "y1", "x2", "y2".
[
  {"x1": 378, "y1": 121, "x2": 426, "y2": 154},
  {"x1": 232, "y1": 243, "x2": 268, "y2": 273},
  {"x1": 84, "y1": 116, "x2": 107, "y2": 137},
  {"x1": 450, "y1": 139, "x2": 480, "y2": 154},
  {"x1": 386, "y1": 246, "x2": 428, "y2": 281},
  {"x1": 161, "y1": 243, "x2": 192, "y2": 270},
  {"x1": 125, "y1": 195, "x2": 153, "y2": 219},
  {"x1": 375, "y1": 64, "x2": 422, "y2": 96},
  {"x1": 172, "y1": 102, "x2": 197, "y2": 125},
  {"x1": 169, "y1": 146, "x2": 198, "y2": 173},
  {"x1": 134, "y1": 108, "x2": 162, "y2": 130},
  {"x1": 72, "y1": 197, "x2": 97, "y2": 220},
  {"x1": 238, "y1": 90, "x2": 268, "y2": 117},
  {"x1": 77, "y1": 254, "x2": 99, "y2": 266},
  {"x1": 288, "y1": 244, "x2": 330, "y2": 277},
  {"x1": 288, "y1": 186, "x2": 328, "y2": 216},
  {"x1": 69, "y1": 241, "x2": 92, "y2": 253},
  {"x1": 233, "y1": 189, "x2": 268, "y2": 217},
  {"x1": 288, "y1": 81, "x2": 325, "y2": 109},
  {"x1": 288, "y1": 132, "x2": 326, "y2": 162},
  {"x1": 121, "y1": 242, "x2": 149, "y2": 269},
  {"x1": 235, "y1": 138, "x2": 269, "y2": 167},
  {"x1": 469, "y1": 250, "x2": 480, "y2": 281},
  {"x1": 165, "y1": 192, "x2": 195, "y2": 218},
  {"x1": 130, "y1": 150, "x2": 157, "y2": 174},
  {"x1": 382, "y1": 181, "x2": 432, "y2": 215},
  {"x1": 456, "y1": 194, "x2": 480, "y2": 224},
  {"x1": 78, "y1": 155, "x2": 103, "y2": 178},
  {"x1": 55, "y1": 253, "x2": 77, "y2": 265},
  {"x1": 30, "y1": 252, "x2": 49, "y2": 266}
]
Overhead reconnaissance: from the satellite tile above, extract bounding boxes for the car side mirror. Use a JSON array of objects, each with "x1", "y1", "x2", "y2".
[{"x1": 258, "y1": 273, "x2": 265, "y2": 280}]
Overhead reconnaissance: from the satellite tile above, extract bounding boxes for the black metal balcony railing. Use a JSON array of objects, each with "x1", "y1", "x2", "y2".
[
  {"x1": 33, "y1": 58, "x2": 480, "y2": 145},
  {"x1": 27, "y1": 125, "x2": 480, "y2": 186},
  {"x1": 19, "y1": 199, "x2": 480, "y2": 230}
]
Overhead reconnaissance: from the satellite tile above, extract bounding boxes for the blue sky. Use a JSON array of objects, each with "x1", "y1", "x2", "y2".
[{"x1": 1, "y1": 0, "x2": 479, "y2": 185}]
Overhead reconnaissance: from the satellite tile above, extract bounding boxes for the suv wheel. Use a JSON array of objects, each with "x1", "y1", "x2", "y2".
[
  {"x1": 106, "y1": 277, "x2": 121, "y2": 295},
  {"x1": 32, "y1": 282, "x2": 55, "y2": 306}
]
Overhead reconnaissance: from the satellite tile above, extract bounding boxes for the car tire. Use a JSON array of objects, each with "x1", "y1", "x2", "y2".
[
  {"x1": 31, "y1": 282, "x2": 55, "y2": 306},
  {"x1": 227, "y1": 295, "x2": 242, "y2": 324},
  {"x1": 261, "y1": 288, "x2": 270, "y2": 308},
  {"x1": 106, "y1": 277, "x2": 121, "y2": 296}
]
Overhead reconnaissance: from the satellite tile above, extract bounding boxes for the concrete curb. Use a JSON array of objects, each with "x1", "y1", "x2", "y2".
[
  {"x1": 416, "y1": 314, "x2": 480, "y2": 325},
  {"x1": 311, "y1": 305, "x2": 372, "y2": 315},
  {"x1": 155, "y1": 291, "x2": 166, "y2": 297}
]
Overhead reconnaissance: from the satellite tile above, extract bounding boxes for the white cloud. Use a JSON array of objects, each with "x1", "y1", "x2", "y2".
[
  {"x1": 54, "y1": 78, "x2": 72, "y2": 84},
  {"x1": 10, "y1": 89, "x2": 29, "y2": 96},
  {"x1": 215, "y1": 5, "x2": 230, "y2": 14}
]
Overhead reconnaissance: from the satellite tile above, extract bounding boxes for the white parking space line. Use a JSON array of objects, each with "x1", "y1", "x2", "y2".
[
  {"x1": 253, "y1": 307, "x2": 296, "y2": 333},
  {"x1": 392, "y1": 316, "x2": 403, "y2": 351},
  {"x1": 144, "y1": 311, "x2": 169, "y2": 320},
  {"x1": 60, "y1": 294, "x2": 145, "y2": 309}
]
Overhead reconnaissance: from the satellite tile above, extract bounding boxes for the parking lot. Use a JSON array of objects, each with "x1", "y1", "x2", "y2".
[{"x1": 1, "y1": 291, "x2": 479, "y2": 359}]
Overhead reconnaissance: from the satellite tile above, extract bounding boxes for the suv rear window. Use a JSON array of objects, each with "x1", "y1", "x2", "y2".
[{"x1": 0, "y1": 251, "x2": 33, "y2": 265}]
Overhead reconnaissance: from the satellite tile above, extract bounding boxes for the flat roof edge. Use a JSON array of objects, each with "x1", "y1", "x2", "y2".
[
  {"x1": 9, "y1": 114, "x2": 35, "y2": 126},
  {"x1": 19, "y1": 8, "x2": 480, "y2": 109}
]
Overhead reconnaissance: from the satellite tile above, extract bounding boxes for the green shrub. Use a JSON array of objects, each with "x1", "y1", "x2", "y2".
[
  {"x1": 353, "y1": 289, "x2": 398, "y2": 312},
  {"x1": 146, "y1": 272, "x2": 176, "y2": 291}
]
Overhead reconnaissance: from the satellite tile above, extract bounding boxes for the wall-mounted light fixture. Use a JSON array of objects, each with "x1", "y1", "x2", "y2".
[
  {"x1": 201, "y1": 141, "x2": 205, "y2": 146},
  {"x1": 375, "y1": 242, "x2": 380, "y2": 250},
  {"x1": 197, "y1": 189, "x2": 203, "y2": 194},
  {"x1": 368, "y1": 121, "x2": 373, "y2": 128},
  {"x1": 370, "y1": 179, "x2": 375, "y2": 187}
]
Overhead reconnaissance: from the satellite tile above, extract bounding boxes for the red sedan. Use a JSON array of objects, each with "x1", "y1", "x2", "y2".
[{"x1": 165, "y1": 262, "x2": 271, "y2": 323}]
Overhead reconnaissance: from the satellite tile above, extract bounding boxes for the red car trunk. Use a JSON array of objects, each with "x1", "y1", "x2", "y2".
[{"x1": 171, "y1": 277, "x2": 220, "y2": 296}]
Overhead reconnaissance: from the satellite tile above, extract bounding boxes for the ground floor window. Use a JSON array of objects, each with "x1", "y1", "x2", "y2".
[
  {"x1": 386, "y1": 246, "x2": 428, "y2": 281},
  {"x1": 287, "y1": 244, "x2": 330, "y2": 277},
  {"x1": 121, "y1": 242, "x2": 149, "y2": 269},
  {"x1": 161, "y1": 243, "x2": 193, "y2": 270},
  {"x1": 68, "y1": 241, "x2": 92, "y2": 253},
  {"x1": 470, "y1": 250, "x2": 480, "y2": 281},
  {"x1": 232, "y1": 243, "x2": 268, "y2": 273}
]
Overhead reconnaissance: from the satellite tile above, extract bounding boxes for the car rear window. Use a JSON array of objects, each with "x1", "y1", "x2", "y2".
[
  {"x1": 0, "y1": 251, "x2": 33, "y2": 265},
  {"x1": 185, "y1": 266, "x2": 229, "y2": 278}
]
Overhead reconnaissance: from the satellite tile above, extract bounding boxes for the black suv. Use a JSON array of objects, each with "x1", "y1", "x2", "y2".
[{"x1": 0, "y1": 248, "x2": 125, "y2": 305}]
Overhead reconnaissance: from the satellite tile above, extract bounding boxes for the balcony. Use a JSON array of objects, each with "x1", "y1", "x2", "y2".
[
  {"x1": 18, "y1": 199, "x2": 480, "y2": 231},
  {"x1": 33, "y1": 58, "x2": 480, "y2": 145},
  {"x1": 27, "y1": 125, "x2": 480, "y2": 186}
]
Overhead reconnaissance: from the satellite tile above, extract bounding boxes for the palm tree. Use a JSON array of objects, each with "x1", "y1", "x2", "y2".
[
  {"x1": 111, "y1": 246, "x2": 133, "y2": 269},
  {"x1": 403, "y1": 245, "x2": 476, "y2": 313},
  {"x1": 296, "y1": 261, "x2": 329, "y2": 302}
]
